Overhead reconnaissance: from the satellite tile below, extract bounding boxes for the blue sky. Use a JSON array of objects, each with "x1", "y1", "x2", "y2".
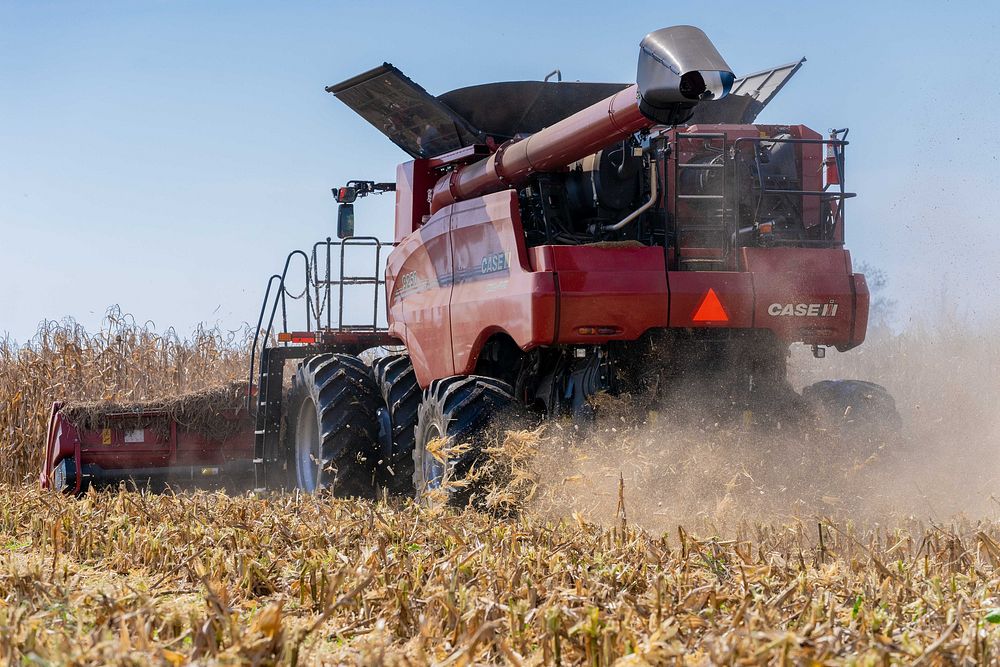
[{"x1": 2, "y1": 1, "x2": 999, "y2": 342}]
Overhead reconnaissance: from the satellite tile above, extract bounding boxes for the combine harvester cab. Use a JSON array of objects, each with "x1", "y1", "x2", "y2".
[{"x1": 42, "y1": 25, "x2": 899, "y2": 499}]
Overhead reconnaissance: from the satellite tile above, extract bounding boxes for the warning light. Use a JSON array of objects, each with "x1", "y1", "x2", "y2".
[
  {"x1": 576, "y1": 326, "x2": 623, "y2": 336},
  {"x1": 692, "y1": 288, "x2": 729, "y2": 323},
  {"x1": 277, "y1": 332, "x2": 317, "y2": 344}
]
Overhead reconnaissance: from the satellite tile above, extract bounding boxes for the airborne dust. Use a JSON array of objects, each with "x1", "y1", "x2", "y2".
[{"x1": 498, "y1": 320, "x2": 1000, "y2": 532}]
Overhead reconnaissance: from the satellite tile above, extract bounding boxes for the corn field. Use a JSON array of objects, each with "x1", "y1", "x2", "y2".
[
  {"x1": 0, "y1": 307, "x2": 249, "y2": 485},
  {"x1": 1, "y1": 311, "x2": 999, "y2": 663}
]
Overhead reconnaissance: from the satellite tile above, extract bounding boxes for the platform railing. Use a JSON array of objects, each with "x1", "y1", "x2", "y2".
[
  {"x1": 671, "y1": 132, "x2": 729, "y2": 270},
  {"x1": 245, "y1": 236, "x2": 393, "y2": 490},
  {"x1": 310, "y1": 236, "x2": 387, "y2": 332},
  {"x1": 669, "y1": 132, "x2": 858, "y2": 270},
  {"x1": 730, "y1": 135, "x2": 856, "y2": 248},
  {"x1": 246, "y1": 236, "x2": 391, "y2": 412}
]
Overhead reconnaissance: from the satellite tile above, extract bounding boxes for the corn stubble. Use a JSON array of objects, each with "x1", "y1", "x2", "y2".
[
  {"x1": 2, "y1": 310, "x2": 999, "y2": 664},
  {"x1": 2, "y1": 484, "x2": 999, "y2": 664}
]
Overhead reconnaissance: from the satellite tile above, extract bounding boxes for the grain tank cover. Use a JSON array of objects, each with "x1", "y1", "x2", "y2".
[
  {"x1": 437, "y1": 81, "x2": 630, "y2": 142},
  {"x1": 686, "y1": 59, "x2": 805, "y2": 125},
  {"x1": 326, "y1": 63, "x2": 484, "y2": 159},
  {"x1": 326, "y1": 65, "x2": 626, "y2": 157}
]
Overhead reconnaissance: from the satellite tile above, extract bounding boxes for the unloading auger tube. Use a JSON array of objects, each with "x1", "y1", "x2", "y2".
[{"x1": 429, "y1": 25, "x2": 734, "y2": 213}]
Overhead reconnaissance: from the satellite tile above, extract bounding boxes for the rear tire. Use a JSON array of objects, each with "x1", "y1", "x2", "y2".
[
  {"x1": 802, "y1": 380, "x2": 901, "y2": 456},
  {"x1": 372, "y1": 354, "x2": 420, "y2": 495},
  {"x1": 412, "y1": 376, "x2": 515, "y2": 507},
  {"x1": 285, "y1": 353, "x2": 381, "y2": 496}
]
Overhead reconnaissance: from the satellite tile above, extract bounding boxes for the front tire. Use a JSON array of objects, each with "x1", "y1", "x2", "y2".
[
  {"x1": 285, "y1": 353, "x2": 381, "y2": 496},
  {"x1": 412, "y1": 376, "x2": 515, "y2": 507},
  {"x1": 372, "y1": 354, "x2": 421, "y2": 495}
]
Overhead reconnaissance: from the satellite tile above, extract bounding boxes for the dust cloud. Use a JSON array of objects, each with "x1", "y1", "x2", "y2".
[{"x1": 511, "y1": 321, "x2": 1000, "y2": 532}]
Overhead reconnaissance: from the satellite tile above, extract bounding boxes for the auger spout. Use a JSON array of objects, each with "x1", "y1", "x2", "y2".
[{"x1": 429, "y1": 25, "x2": 733, "y2": 213}]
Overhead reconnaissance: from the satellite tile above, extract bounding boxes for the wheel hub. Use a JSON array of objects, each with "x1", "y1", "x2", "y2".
[
  {"x1": 294, "y1": 397, "x2": 321, "y2": 492},
  {"x1": 422, "y1": 424, "x2": 446, "y2": 492}
]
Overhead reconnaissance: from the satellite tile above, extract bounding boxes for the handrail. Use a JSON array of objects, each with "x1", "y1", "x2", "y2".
[
  {"x1": 246, "y1": 274, "x2": 282, "y2": 408},
  {"x1": 340, "y1": 236, "x2": 384, "y2": 330},
  {"x1": 672, "y1": 131, "x2": 729, "y2": 268},
  {"x1": 309, "y1": 236, "x2": 387, "y2": 330},
  {"x1": 731, "y1": 135, "x2": 853, "y2": 246},
  {"x1": 246, "y1": 250, "x2": 310, "y2": 410},
  {"x1": 669, "y1": 132, "x2": 855, "y2": 271},
  {"x1": 247, "y1": 237, "x2": 394, "y2": 412}
]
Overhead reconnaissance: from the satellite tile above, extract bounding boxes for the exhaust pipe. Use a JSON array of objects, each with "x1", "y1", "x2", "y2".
[{"x1": 429, "y1": 26, "x2": 733, "y2": 213}]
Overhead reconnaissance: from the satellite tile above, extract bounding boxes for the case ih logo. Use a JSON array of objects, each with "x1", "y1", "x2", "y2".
[
  {"x1": 481, "y1": 252, "x2": 510, "y2": 275},
  {"x1": 767, "y1": 302, "x2": 840, "y2": 317}
]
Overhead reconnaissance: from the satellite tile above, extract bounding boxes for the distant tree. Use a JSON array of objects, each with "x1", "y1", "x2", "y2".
[{"x1": 856, "y1": 261, "x2": 896, "y2": 327}]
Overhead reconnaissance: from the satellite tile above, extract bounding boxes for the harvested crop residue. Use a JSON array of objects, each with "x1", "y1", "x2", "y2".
[
  {"x1": 3, "y1": 315, "x2": 999, "y2": 663},
  {"x1": 60, "y1": 380, "x2": 250, "y2": 441},
  {"x1": 512, "y1": 323, "x2": 1000, "y2": 531},
  {"x1": 2, "y1": 486, "x2": 999, "y2": 664}
]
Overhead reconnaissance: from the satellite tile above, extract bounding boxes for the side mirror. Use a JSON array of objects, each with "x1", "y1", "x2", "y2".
[{"x1": 337, "y1": 203, "x2": 355, "y2": 239}]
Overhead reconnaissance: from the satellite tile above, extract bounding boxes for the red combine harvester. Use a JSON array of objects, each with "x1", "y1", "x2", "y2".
[{"x1": 42, "y1": 26, "x2": 897, "y2": 499}]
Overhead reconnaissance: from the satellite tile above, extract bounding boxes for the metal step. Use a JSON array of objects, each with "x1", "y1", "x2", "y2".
[
  {"x1": 677, "y1": 162, "x2": 724, "y2": 169},
  {"x1": 679, "y1": 258, "x2": 729, "y2": 269},
  {"x1": 678, "y1": 224, "x2": 728, "y2": 232}
]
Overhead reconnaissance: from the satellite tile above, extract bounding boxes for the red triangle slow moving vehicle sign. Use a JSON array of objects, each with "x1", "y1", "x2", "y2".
[{"x1": 692, "y1": 288, "x2": 729, "y2": 323}]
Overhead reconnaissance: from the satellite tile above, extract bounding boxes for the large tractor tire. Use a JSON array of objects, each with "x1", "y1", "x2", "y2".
[
  {"x1": 285, "y1": 353, "x2": 381, "y2": 497},
  {"x1": 802, "y1": 380, "x2": 901, "y2": 456},
  {"x1": 372, "y1": 354, "x2": 421, "y2": 495},
  {"x1": 412, "y1": 375, "x2": 515, "y2": 507}
]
